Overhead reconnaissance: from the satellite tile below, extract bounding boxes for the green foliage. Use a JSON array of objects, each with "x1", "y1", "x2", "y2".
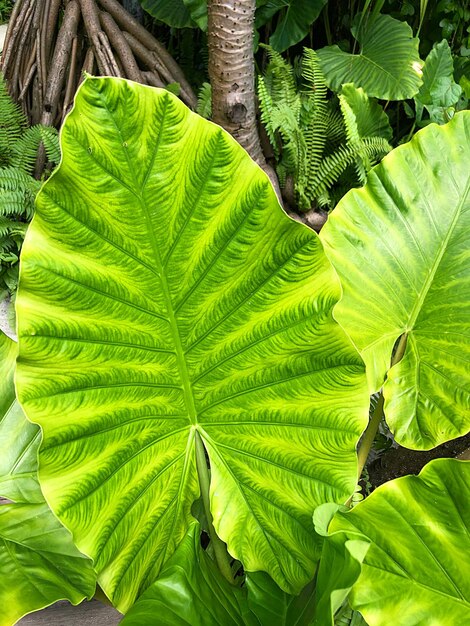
[
  {"x1": 0, "y1": 0, "x2": 13, "y2": 23},
  {"x1": 255, "y1": 0, "x2": 328, "y2": 53},
  {"x1": 317, "y1": 13, "x2": 423, "y2": 100},
  {"x1": 139, "y1": 0, "x2": 197, "y2": 28},
  {"x1": 321, "y1": 111, "x2": 470, "y2": 449},
  {"x1": 121, "y1": 522, "x2": 256, "y2": 626},
  {"x1": 0, "y1": 75, "x2": 60, "y2": 305},
  {"x1": 4, "y1": 77, "x2": 469, "y2": 625},
  {"x1": 0, "y1": 331, "x2": 96, "y2": 625},
  {"x1": 16, "y1": 76, "x2": 368, "y2": 612},
  {"x1": 413, "y1": 39, "x2": 465, "y2": 125},
  {"x1": 257, "y1": 47, "x2": 392, "y2": 210},
  {"x1": 196, "y1": 81, "x2": 212, "y2": 118},
  {"x1": 330, "y1": 459, "x2": 470, "y2": 625}
]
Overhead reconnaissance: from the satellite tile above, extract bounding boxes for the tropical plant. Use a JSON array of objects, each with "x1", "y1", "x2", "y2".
[
  {"x1": 257, "y1": 47, "x2": 392, "y2": 209},
  {"x1": 411, "y1": 38, "x2": 466, "y2": 126},
  {"x1": 4, "y1": 77, "x2": 469, "y2": 625},
  {"x1": 316, "y1": 12, "x2": 423, "y2": 100},
  {"x1": 0, "y1": 331, "x2": 96, "y2": 626},
  {"x1": 0, "y1": 0, "x2": 13, "y2": 23},
  {"x1": 0, "y1": 74, "x2": 59, "y2": 313}
]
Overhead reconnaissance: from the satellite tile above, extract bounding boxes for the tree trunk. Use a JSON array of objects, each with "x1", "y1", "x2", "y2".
[{"x1": 207, "y1": 0, "x2": 280, "y2": 197}]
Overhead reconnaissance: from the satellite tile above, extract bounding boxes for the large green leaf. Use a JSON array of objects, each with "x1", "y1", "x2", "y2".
[
  {"x1": 330, "y1": 459, "x2": 470, "y2": 625},
  {"x1": 182, "y1": 0, "x2": 207, "y2": 30},
  {"x1": 256, "y1": 0, "x2": 328, "y2": 53},
  {"x1": 321, "y1": 112, "x2": 470, "y2": 449},
  {"x1": 138, "y1": 0, "x2": 196, "y2": 28},
  {"x1": 121, "y1": 522, "x2": 258, "y2": 626},
  {"x1": 16, "y1": 76, "x2": 368, "y2": 611},
  {"x1": 317, "y1": 14, "x2": 423, "y2": 100},
  {"x1": 0, "y1": 331, "x2": 96, "y2": 626}
]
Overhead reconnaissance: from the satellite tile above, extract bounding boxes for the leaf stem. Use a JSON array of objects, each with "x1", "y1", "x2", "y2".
[
  {"x1": 356, "y1": 332, "x2": 408, "y2": 480},
  {"x1": 195, "y1": 430, "x2": 235, "y2": 585}
]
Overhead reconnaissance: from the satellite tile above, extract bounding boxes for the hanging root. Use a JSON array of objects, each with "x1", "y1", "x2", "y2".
[{"x1": 0, "y1": 0, "x2": 197, "y2": 131}]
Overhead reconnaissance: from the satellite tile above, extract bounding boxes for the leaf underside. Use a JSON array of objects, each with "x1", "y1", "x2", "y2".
[{"x1": 16, "y1": 77, "x2": 368, "y2": 611}]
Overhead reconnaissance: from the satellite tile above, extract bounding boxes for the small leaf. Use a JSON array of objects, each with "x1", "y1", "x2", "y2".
[
  {"x1": 261, "y1": 0, "x2": 328, "y2": 53},
  {"x1": 416, "y1": 40, "x2": 462, "y2": 109}
]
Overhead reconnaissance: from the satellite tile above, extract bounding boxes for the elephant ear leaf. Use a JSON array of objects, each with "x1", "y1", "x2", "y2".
[
  {"x1": 321, "y1": 112, "x2": 470, "y2": 450},
  {"x1": 330, "y1": 459, "x2": 470, "y2": 625},
  {"x1": 317, "y1": 13, "x2": 423, "y2": 100},
  {"x1": 0, "y1": 331, "x2": 96, "y2": 626},
  {"x1": 16, "y1": 76, "x2": 368, "y2": 611}
]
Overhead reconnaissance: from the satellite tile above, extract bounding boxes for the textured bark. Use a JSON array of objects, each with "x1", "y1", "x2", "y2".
[
  {"x1": 207, "y1": 0, "x2": 281, "y2": 199},
  {"x1": 207, "y1": 0, "x2": 264, "y2": 164}
]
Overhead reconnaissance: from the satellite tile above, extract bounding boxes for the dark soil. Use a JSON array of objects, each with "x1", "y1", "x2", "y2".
[{"x1": 367, "y1": 431, "x2": 470, "y2": 490}]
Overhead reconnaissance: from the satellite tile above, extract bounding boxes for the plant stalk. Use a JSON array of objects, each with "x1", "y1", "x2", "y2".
[
  {"x1": 194, "y1": 430, "x2": 235, "y2": 585},
  {"x1": 356, "y1": 332, "x2": 408, "y2": 480}
]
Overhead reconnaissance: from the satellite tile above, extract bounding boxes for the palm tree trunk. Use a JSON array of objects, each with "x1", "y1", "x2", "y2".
[{"x1": 207, "y1": 0, "x2": 281, "y2": 197}]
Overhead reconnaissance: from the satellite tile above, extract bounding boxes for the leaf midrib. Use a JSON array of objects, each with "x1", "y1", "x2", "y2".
[
  {"x1": 101, "y1": 92, "x2": 198, "y2": 427},
  {"x1": 406, "y1": 176, "x2": 470, "y2": 333}
]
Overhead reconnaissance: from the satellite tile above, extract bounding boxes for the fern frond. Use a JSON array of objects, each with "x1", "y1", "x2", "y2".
[
  {"x1": 309, "y1": 143, "x2": 359, "y2": 205},
  {"x1": 260, "y1": 44, "x2": 298, "y2": 110},
  {"x1": 301, "y1": 48, "x2": 328, "y2": 112},
  {"x1": 258, "y1": 76, "x2": 279, "y2": 154},
  {"x1": 354, "y1": 136, "x2": 392, "y2": 184},
  {"x1": 39, "y1": 126, "x2": 61, "y2": 165},
  {"x1": 325, "y1": 107, "x2": 346, "y2": 149},
  {"x1": 299, "y1": 49, "x2": 329, "y2": 207},
  {"x1": 11, "y1": 125, "x2": 50, "y2": 173},
  {"x1": 196, "y1": 82, "x2": 212, "y2": 119},
  {"x1": 0, "y1": 165, "x2": 40, "y2": 191},
  {"x1": 0, "y1": 74, "x2": 28, "y2": 166}
]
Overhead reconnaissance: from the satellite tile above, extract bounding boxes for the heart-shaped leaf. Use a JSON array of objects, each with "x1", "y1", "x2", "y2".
[
  {"x1": 321, "y1": 112, "x2": 470, "y2": 449},
  {"x1": 317, "y1": 14, "x2": 423, "y2": 100},
  {"x1": 330, "y1": 459, "x2": 470, "y2": 625},
  {"x1": 16, "y1": 76, "x2": 368, "y2": 611}
]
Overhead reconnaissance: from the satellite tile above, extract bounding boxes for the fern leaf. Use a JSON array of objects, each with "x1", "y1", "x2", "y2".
[
  {"x1": 196, "y1": 82, "x2": 212, "y2": 120},
  {"x1": 0, "y1": 74, "x2": 28, "y2": 166},
  {"x1": 39, "y1": 126, "x2": 61, "y2": 165}
]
